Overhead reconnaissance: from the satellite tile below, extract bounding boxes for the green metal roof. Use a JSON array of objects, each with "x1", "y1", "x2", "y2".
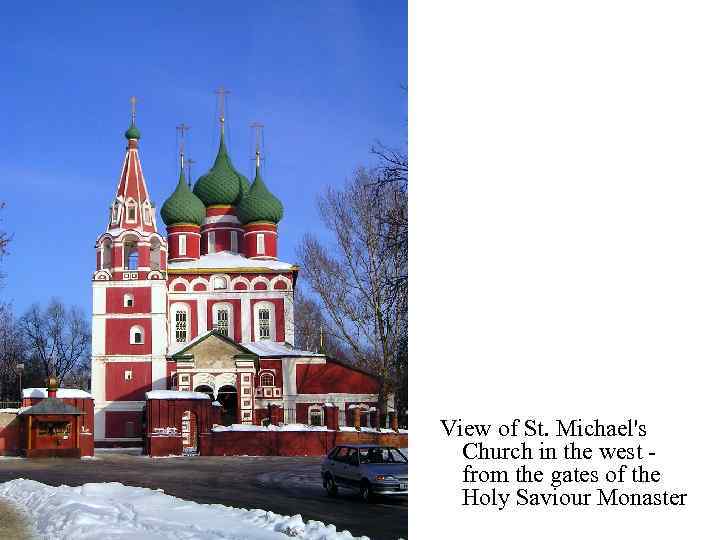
[
  {"x1": 193, "y1": 133, "x2": 249, "y2": 206},
  {"x1": 235, "y1": 165, "x2": 284, "y2": 224},
  {"x1": 160, "y1": 168, "x2": 206, "y2": 226},
  {"x1": 124, "y1": 122, "x2": 141, "y2": 140}
]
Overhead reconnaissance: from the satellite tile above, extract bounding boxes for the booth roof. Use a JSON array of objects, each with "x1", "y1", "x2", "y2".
[
  {"x1": 19, "y1": 398, "x2": 84, "y2": 416},
  {"x1": 23, "y1": 388, "x2": 92, "y2": 399}
]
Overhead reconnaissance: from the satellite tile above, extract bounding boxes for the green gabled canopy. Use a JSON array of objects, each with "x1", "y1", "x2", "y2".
[
  {"x1": 235, "y1": 165, "x2": 284, "y2": 224},
  {"x1": 125, "y1": 122, "x2": 141, "y2": 140},
  {"x1": 161, "y1": 168, "x2": 206, "y2": 226},
  {"x1": 193, "y1": 133, "x2": 250, "y2": 206}
]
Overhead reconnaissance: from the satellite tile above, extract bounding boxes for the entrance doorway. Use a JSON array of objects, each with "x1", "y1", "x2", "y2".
[{"x1": 216, "y1": 385, "x2": 238, "y2": 425}]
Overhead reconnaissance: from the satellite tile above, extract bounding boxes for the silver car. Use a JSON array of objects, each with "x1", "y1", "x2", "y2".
[{"x1": 321, "y1": 444, "x2": 408, "y2": 502}]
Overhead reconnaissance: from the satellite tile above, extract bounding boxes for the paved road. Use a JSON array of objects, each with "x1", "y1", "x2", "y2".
[{"x1": 0, "y1": 452, "x2": 407, "y2": 540}]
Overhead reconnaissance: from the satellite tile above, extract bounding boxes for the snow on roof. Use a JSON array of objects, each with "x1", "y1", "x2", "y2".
[
  {"x1": 22, "y1": 388, "x2": 92, "y2": 399},
  {"x1": 240, "y1": 341, "x2": 324, "y2": 358},
  {"x1": 168, "y1": 251, "x2": 296, "y2": 272},
  {"x1": 167, "y1": 331, "x2": 325, "y2": 358},
  {"x1": 0, "y1": 478, "x2": 368, "y2": 540},
  {"x1": 146, "y1": 390, "x2": 210, "y2": 400},
  {"x1": 213, "y1": 423, "x2": 330, "y2": 432}
]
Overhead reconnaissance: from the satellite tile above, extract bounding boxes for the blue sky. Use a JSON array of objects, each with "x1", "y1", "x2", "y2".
[{"x1": 0, "y1": 2, "x2": 407, "y2": 316}]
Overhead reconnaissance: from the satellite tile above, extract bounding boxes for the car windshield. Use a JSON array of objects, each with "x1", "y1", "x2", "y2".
[{"x1": 358, "y1": 447, "x2": 407, "y2": 464}]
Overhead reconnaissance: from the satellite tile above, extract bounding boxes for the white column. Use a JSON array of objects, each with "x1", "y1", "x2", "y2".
[
  {"x1": 283, "y1": 292, "x2": 294, "y2": 346},
  {"x1": 241, "y1": 296, "x2": 251, "y2": 342}
]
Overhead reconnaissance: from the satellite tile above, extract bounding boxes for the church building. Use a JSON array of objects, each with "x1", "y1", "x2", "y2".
[{"x1": 90, "y1": 99, "x2": 380, "y2": 446}]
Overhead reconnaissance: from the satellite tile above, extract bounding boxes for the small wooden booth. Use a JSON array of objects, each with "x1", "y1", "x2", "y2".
[{"x1": 19, "y1": 378, "x2": 87, "y2": 458}]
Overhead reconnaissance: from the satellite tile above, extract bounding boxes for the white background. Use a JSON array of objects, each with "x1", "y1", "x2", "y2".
[{"x1": 411, "y1": 2, "x2": 719, "y2": 537}]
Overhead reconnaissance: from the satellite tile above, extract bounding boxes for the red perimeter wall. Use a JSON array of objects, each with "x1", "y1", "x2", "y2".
[{"x1": 201, "y1": 430, "x2": 408, "y2": 458}]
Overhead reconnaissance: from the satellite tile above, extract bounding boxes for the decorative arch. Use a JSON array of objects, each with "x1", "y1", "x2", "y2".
[
  {"x1": 215, "y1": 372, "x2": 237, "y2": 389},
  {"x1": 193, "y1": 373, "x2": 216, "y2": 394},
  {"x1": 93, "y1": 270, "x2": 111, "y2": 281},
  {"x1": 148, "y1": 270, "x2": 164, "y2": 280},
  {"x1": 270, "y1": 275, "x2": 292, "y2": 290},
  {"x1": 250, "y1": 276, "x2": 270, "y2": 291},
  {"x1": 190, "y1": 277, "x2": 209, "y2": 292},
  {"x1": 211, "y1": 274, "x2": 231, "y2": 291},
  {"x1": 171, "y1": 277, "x2": 190, "y2": 292},
  {"x1": 231, "y1": 276, "x2": 251, "y2": 291},
  {"x1": 122, "y1": 234, "x2": 140, "y2": 271}
]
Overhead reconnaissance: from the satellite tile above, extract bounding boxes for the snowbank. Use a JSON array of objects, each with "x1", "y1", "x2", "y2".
[
  {"x1": 213, "y1": 423, "x2": 330, "y2": 432},
  {"x1": 146, "y1": 390, "x2": 211, "y2": 400},
  {"x1": 338, "y1": 427, "x2": 402, "y2": 433},
  {"x1": 0, "y1": 479, "x2": 368, "y2": 540},
  {"x1": 23, "y1": 388, "x2": 92, "y2": 399}
]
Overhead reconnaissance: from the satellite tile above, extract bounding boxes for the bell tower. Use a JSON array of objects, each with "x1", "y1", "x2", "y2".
[{"x1": 91, "y1": 97, "x2": 169, "y2": 446}]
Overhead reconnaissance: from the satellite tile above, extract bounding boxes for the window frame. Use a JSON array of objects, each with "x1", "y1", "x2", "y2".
[
  {"x1": 212, "y1": 302, "x2": 233, "y2": 339},
  {"x1": 129, "y1": 325, "x2": 145, "y2": 345},
  {"x1": 308, "y1": 405, "x2": 324, "y2": 427},
  {"x1": 254, "y1": 301, "x2": 276, "y2": 342},
  {"x1": 171, "y1": 303, "x2": 191, "y2": 344}
]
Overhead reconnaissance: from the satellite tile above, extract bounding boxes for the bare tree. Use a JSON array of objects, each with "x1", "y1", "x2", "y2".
[
  {"x1": 0, "y1": 201, "x2": 11, "y2": 287},
  {"x1": 293, "y1": 287, "x2": 349, "y2": 360},
  {"x1": 18, "y1": 299, "x2": 91, "y2": 385},
  {"x1": 0, "y1": 303, "x2": 25, "y2": 401},
  {"x1": 297, "y1": 169, "x2": 408, "y2": 422}
]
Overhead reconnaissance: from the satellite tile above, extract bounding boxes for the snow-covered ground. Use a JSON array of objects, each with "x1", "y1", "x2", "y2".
[{"x1": 0, "y1": 479, "x2": 369, "y2": 540}]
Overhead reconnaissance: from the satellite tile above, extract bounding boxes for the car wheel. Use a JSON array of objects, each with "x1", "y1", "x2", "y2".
[
  {"x1": 360, "y1": 481, "x2": 374, "y2": 503},
  {"x1": 324, "y1": 474, "x2": 338, "y2": 497}
]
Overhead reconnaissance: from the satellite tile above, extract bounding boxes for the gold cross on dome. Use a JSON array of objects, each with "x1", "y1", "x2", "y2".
[
  {"x1": 215, "y1": 86, "x2": 231, "y2": 131},
  {"x1": 176, "y1": 123, "x2": 190, "y2": 138},
  {"x1": 251, "y1": 121, "x2": 264, "y2": 168}
]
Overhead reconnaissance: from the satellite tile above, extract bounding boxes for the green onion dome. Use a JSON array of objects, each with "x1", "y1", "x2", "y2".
[
  {"x1": 125, "y1": 123, "x2": 141, "y2": 140},
  {"x1": 160, "y1": 169, "x2": 206, "y2": 226},
  {"x1": 234, "y1": 171, "x2": 251, "y2": 205},
  {"x1": 235, "y1": 165, "x2": 284, "y2": 224},
  {"x1": 193, "y1": 134, "x2": 248, "y2": 206}
]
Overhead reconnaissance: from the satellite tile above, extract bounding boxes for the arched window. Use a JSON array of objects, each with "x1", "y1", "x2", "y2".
[
  {"x1": 150, "y1": 238, "x2": 162, "y2": 270},
  {"x1": 260, "y1": 372, "x2": 274, "y2": 387},
  {"x1": 213, "y1": 276, "x2": 227, "y2": 290},
  {"x1": 216, "y1": 309, "x2": 229, "y2": 336},
  {"x1": 308, "y1": 405, "x2": 324, "y2": 427},
  {"x1": 258, "y1": 308, "x2": 271, "y2": 340},
  {"x1": 126, "y1": 200, "x2": 137, "y2": 222},
  {"x1": 111, "y1": 201, "x2": 121, "y2": 224},
  {"x1": 143, "y1": 203, "x2": 152, "y2": 226},
  {"x1": 124, "y1": 240, "x2": 138, "y2": 270},
  {"x1": 101, "y1": 239, "x2": 112, "y2": 270},
  {"x1": 171, "y1": 303, "x2": 190, "y2": 344},
  {"x1": 175, "y1": 309, "x2": 188, "y2": 343},
  {"x1": 212, "y1": 303, "x2": 232, "y2": 338},
  {"x1": 129, "y1": 325, "x2": 144, "y2": 344},
  {"x1": 123, "y1": 293, "x2": 134, "y2": 308},
  {"x1": 254, "y1": 301, "x2": 276, "y2": 341}
]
